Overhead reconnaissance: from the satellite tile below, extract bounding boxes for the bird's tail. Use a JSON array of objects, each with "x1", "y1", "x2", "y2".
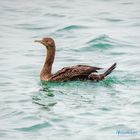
[{"x1": 103, "y1": 63, "x2": 117, "y2": 77}]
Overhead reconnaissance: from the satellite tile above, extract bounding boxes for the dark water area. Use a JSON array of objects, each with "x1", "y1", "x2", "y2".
[{"x1": 0, "y1": 0, "x2": 140, "y2": 140}]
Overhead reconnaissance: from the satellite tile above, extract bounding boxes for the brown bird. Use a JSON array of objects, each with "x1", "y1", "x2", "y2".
[{"x1": 35, "y1": 37, "x2": 116, "y2": 82}]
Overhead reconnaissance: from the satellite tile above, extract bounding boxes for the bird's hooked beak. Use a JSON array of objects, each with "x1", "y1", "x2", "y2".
[
  {"x1": 34, "y1": 39, "x2": 46, "y2": 47},
  {"x1": 34, "y1": 39, "x2": 41, "y2": 42}
]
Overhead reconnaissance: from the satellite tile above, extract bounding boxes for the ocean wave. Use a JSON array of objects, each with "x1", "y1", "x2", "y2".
[
  {"x1": 83, "y1": 35, "x2": 117, "y2": 51},
  {"x1": 81, "y1": 34, "x2": 134, "y2": 51},
  {"x1": 99, "y1": 17, "x2": 123, "y2": 22},
  {"x1": 56, "y1": 25, "x2": 90, "y2": 32},
  {"x1": 43, "y1": 13, "x2": 65, "y2": 18},
  {"x1": 16, "y1": 121, "x2": 52, "y2": 131},
  {"x1": 15, "y1": 23, "x2": 49, "y2": 30}
]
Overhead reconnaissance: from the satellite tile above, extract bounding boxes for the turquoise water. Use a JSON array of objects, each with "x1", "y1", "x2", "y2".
[{"x1": 0, "y1": 0, "x2": 140, "y2": 140}]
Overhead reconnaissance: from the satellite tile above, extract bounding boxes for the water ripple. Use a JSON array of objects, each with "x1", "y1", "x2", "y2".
[
  {"x1": 16, "y1": 121, "x2": 52, "y2": 132},
  {"x1": 56, "y1": 25, "x2": 90, "y2": 32}
]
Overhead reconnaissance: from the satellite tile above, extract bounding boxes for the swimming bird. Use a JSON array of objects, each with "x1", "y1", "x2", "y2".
[{"x1": 35, "y1": 37, "x2": 116, "y2": 82}]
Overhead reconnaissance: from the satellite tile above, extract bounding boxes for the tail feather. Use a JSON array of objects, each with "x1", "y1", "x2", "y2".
[{"x1": 103, "y1": 63, "x2": 117, "y2": 77}]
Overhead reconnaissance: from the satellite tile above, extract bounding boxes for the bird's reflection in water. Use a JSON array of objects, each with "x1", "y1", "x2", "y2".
[{"x1": 32, "y1": 81, "x2": 57, "y2": 110}]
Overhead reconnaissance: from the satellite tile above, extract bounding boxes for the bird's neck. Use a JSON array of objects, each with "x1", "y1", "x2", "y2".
[{"x1": 40, "y1": 46, "x2": 55, "y2": 80}]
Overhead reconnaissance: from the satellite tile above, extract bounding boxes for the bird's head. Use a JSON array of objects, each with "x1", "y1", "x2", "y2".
[{"x1": 35, "y1": 37, "x2": 55, "y2": 48}]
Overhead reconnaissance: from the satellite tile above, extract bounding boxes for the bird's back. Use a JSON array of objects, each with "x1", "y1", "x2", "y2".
[{"x1": 49, "y1": 65, "x2": 102, "y2": 81}]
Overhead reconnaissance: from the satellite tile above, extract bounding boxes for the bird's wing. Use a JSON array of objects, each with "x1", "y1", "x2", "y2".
[{"x1": 49, "y1": 65, "x2": 102, "y2": 81}]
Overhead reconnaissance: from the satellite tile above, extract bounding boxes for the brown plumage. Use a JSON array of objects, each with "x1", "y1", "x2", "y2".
[{"x1": 35, "y1": 37, "x2": 117, "y2": 82}]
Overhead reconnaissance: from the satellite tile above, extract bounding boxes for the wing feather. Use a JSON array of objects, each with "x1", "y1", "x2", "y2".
[{"x1": 49, "y1": 65, "x2": 102, "y2": 81}]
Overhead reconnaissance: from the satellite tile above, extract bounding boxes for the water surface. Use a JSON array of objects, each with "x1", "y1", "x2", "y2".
[{"x1": 0, "y1": 0, "x2": 140, "y2": 140}]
